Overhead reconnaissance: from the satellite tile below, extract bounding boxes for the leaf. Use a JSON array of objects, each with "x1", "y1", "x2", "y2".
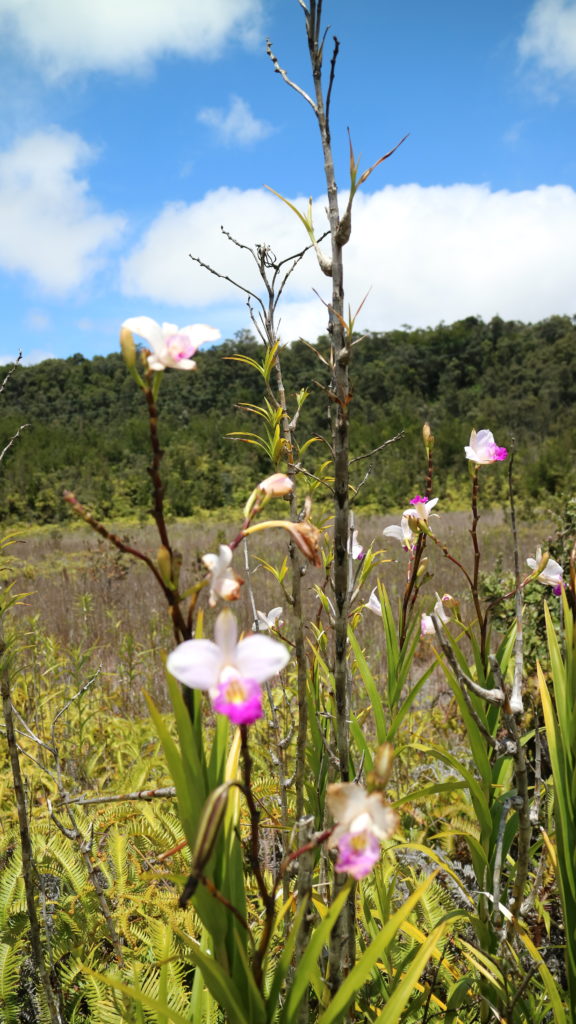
[{"x1": 316, "y1": 873, "x2": 441, "y2": 1024}]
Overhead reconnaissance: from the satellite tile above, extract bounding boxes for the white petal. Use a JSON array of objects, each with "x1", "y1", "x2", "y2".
[
  {"x1": 426, "y1": 497, "x2": 439, "y2": 513},
  {"x1": 383, "y1": 525, "x2": 405, "y2": 542},
  {"x1": 526, "y1": 558, "x2": 537, "y2": 571},
  {"x1": 326, "y1": 782, "x2": 370, "y2": 825},
  {"x1": 161, "y1": 322, "x2": 180, "y2": 337},
  {"x1": 166, "y1": 640, "x2": 221, "y2": 689},
  {"x1": 366, "y1": 588, "x2": 382, "y2": 615},
  {"x1": 235, "y1": 634, "x2": 290, "y2": 683},
  {"x1": 214, "y1": 608, "x2": 238, "y2": 656},
  {"x1": 364, "y1": 793, "x2": 399, "y2": 839},
  {"x1": 123, "y1": 316, "x2": 163, "y2": 349}
]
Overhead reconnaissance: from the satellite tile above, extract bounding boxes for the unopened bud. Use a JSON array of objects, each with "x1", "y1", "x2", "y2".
[
  {"x1": 423, "y1": 422, "x2": 434, "y2": 451},
  {"x1": 120, "y1": 326, "x2": 137, "y2": 369},
  {"x1": 417, "y1": 557, "x2": 429, "y2": 577},
  {"x1": 157, "y1": 546, "x2": 173, "y2": 587},
  {"x1": 179, "y1": 782, "x2": 233, "y2": 907},
  {"x1": 367, "y1": 743, "x2": 394, "y2": 791},
  {"x1": 259, "y1": 472, "x2": 293, "y2": 497}
]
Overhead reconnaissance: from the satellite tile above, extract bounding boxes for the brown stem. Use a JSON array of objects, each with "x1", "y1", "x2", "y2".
[{"x1": 239, "y1": 725, "x2": 275, "y2": 989}]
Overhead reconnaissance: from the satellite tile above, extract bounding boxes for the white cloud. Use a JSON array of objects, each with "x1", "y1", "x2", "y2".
[
  {"x1": 519, "y1": 0, "x2": 576, "y2": 77},
  {"x1": 0, "y1": 128, "x2": 125, "y2": 294},
  {"x1": 197, "y1": 95, "x2": 273, "y2": 145},
  {"x1": 0, "y1": 0, "x2": 263, "y2": 79},
  {"x1": 120, "y1": 182, "x2": 576, "y2": 342}
]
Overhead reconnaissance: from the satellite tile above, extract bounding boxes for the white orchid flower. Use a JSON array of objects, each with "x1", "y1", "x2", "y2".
[
  {"x1": 252, "y1": 606, "x2": 283, "y2": 632},
  {"x1": 420, "y1": 592, "x2": 452, "y2": 637},
  {"x1": 326, "y1": 782, "x2": 398, "y2": 880},
  {"x1": 167, "y1": 609, "x2": 290, "y2": 726},
  {"x1": 527, "y1": 546, "x2": 564, "y2": 595},
  {"x1": 202, "y1": 544, "x2": 243, "y2": 607},
  {"x1": 464, "y1": 428, "x2": 507, "y2": 465},
  {"x1": 383, "y1": 495, "x2": 439, "y2": 550},
  {"x1": 122, "y1": 316, "x2": 220, "y2": 371},
  {"x1": 348, "y1": 529, "x2": 364, "y2": 560}
]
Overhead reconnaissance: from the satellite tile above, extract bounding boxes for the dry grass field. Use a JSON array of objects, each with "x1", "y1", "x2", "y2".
[{"x1": 5, "y1": 506, "x2": 554, "y2": 714}]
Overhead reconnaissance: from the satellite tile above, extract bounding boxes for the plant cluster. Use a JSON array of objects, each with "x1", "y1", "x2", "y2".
[{"x1": 1, "y1": 3, "x2": 575, "y2": 1023}]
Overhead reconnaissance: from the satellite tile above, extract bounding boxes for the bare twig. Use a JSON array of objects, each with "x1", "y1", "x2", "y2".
[
  {"x1": 266, "y1": 38, "x2": 317, "y2": 112},
  {"x1": 58, "y1": 786, "x2": 177, "y2": 807},
  {"x1": 349, "y1": 431, "x2": 404, "y2": 463}
]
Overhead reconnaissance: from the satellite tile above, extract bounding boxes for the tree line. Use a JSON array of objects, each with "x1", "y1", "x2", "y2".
[{"x1": 1, "y1": 314, "x2": 574, "y2": 524}]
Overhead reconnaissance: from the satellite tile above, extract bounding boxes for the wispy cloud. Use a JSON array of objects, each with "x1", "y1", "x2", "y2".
[
  {"x1": 0, "y1": 127, "x2": 125, "y2": 294},
  {"x1": 519, "y1": 0, "x2": 576, "y2": 78},
  {"x1": 120, "y1": 182, "x2": 576, "y2": 343},
  {"x1": 0, "y1": 0, "x2": 263, "y2": 80},
  {"x1": 197, "y1": 95, "x2": 274, "y2": 145}
]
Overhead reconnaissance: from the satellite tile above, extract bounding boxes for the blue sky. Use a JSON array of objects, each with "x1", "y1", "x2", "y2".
[{"x1": 0, "y1": 0, "x2": 575, "y2": 364}]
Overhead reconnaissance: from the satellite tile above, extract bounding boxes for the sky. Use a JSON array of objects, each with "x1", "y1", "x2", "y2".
[{"x1": 0, "y1": 0, "x2": 575, "y2": 364}]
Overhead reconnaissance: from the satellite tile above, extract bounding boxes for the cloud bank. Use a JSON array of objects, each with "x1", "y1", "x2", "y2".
[
  {"x1": 0, "y1": 0, "x2": 263, "y2": 79},
  {"x1": 0, "y1": 128, "x2": 126, "y2": 294},
  {"x1": 121, "y1": 182, "x2": 576, "y2": 342}
]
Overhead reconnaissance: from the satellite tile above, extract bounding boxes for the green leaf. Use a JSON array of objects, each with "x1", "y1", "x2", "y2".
[{"x1": 316, "y1": 874, "x2": 442, "y2": 1024}]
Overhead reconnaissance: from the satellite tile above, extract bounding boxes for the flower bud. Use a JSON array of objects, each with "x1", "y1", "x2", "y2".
[
  {"x1": 179, "y1": 782, "x2": 233, "y2": 907},
  {"x1": 367, "y1": 743, "x2": 394, "y2": 791},
  {"x1": 259, "y1": 473, "x2": 294, "y2": 497},
  {"x1": 423, "y1": 422, "x2": 434, "y2": 451},
  {"x1": 157, "y1": 545, "x2": 173, "y2": 587},
  {"x1": 120, "y1": 326, "x2": 137, "y2": 369}
]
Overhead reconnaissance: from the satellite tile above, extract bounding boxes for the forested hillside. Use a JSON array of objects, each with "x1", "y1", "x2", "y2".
[{"x1": 1, "y1": 314, "x2": 575, "y2": 524}]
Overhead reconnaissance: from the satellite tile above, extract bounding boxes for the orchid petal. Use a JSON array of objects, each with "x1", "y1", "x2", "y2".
[
  {"x1": 235, "y1": 634, "x2": 290, "y2": 683},
  {"x1": 122, "y1": 316, "x2": 164, "y2": 349},
  {"x1": 214, "y1": 609, "x2": 238, "y2": 657},
  {"x1": 166, "y1": 639, "x2": 221, "y2": 689}
]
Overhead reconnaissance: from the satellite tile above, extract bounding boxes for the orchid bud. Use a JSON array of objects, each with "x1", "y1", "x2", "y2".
[
  {"x1": 423, "y1": 422, "x2": 434, "y2": 452},
  {"x1": 120, "y1": 326, "x2": 137, "y2": 369},
  {"x1": 157, "y1": 545, "x2": 173, "y2": 587},
  {"x1": 259, "y1": 473, "x2": 293, "y2": 497},
  {"x1": 369, "y1": 743, "x2": 394, "y2": 790},
  {"x1": 179, "y1": 782, "x2": 233, "y2": 907}
]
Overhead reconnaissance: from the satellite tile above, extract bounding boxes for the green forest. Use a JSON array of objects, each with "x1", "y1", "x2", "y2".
[{"x1": 2, "y1": 313, "x2": 575, "y2": 525}]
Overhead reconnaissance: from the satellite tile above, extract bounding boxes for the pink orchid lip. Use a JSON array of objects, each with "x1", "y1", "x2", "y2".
[
  {"x1": 334, "y1": 830, "x2": 381, "y2": 879},
  {"x1": 210, "y1": 669, "x2": 263, "y2": 726}
]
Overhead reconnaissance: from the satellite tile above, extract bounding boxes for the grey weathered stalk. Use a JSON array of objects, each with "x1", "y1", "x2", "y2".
[
  {"x1": 1, "y1": 636, "x2": 64, "y2": 1024},
  {"x1": 303, "y1": 2, "x2": 352, "y2": 786},
  {"x1": 299, "y1": 0, "x2": 355, "y2": 993}
]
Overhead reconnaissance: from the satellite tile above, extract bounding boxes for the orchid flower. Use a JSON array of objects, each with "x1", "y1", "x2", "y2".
[
  {"x1": 527, "y1": 546, "x2": 564, "y2": 596},
  {"x1": 122, "y1": 316, "x2": 220, "y2": 371},
  {"x1": 202, "y1": 545, "x2": 243, "y2": 607},
  {"x1": 166, "y1": 609, "x2": 290, "y2": 725},
  {"x1": 420, "y1": 592, "x2": 452, "y2": 637},
  {"x1": 252, "y1": 606, "x2": 283, "y2": 632},
  {"x1": 348, "y1": 528, "x2": 364, "y2": 560},
  {"x1": 326, "y1": 782, "x2": 398, "y2": 879},
  {"x1": 464, "y1": 428, "x2": 507, "y2": 465},
  {"x1": 383, "y1": 495, "x2": 439, "y2": 550},
  {"x1": 366, "y1": 587, "x2": 382, "y2": 616}
]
